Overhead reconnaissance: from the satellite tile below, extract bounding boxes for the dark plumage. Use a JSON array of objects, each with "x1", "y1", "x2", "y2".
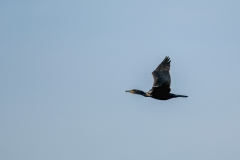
[{"x1": 126, "y1": 56, "x2": 188, "y2": 100}]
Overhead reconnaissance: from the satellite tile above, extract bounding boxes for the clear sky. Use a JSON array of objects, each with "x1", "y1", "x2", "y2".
[{"x1": 1, "y1": 0, "x2": 240, "y2": 160}]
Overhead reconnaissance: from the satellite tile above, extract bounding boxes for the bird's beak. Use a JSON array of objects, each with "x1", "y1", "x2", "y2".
[{"x1": 125, "y1": 90, "x2": 134, "y2": 93}]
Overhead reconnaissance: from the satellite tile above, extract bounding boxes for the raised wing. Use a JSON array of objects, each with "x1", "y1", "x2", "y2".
[{"x1": 152, "y1": 56, "x2": 171, "y2": 87}]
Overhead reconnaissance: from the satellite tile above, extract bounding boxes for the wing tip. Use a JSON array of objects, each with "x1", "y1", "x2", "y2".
[{"x1": 164, "y1": 56, "x2": 171, "y2": 63}]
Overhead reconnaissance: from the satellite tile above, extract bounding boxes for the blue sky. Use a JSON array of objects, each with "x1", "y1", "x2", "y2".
[{"x1": 1, "y1": 0, "x2": 240, "y2": 160}]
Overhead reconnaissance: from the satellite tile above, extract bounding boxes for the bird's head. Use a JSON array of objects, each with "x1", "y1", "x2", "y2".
[{"x1": 125, "y1": 89, "x2": 147, "y2": 96}]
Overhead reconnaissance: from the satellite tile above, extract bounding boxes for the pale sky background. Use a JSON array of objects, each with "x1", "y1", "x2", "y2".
[{"x1": 1, "y1": 0, "x2": 240, "y2": 160}]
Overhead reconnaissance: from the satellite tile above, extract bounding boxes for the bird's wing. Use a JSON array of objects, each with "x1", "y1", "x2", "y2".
[{"x1": 152, "y1": 56, "x2": 171, "y2": 87}]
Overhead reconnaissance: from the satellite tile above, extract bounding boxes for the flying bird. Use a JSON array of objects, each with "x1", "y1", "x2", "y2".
[{"x1": 126, "y1": 56, "x2": 188, "y2": 100}]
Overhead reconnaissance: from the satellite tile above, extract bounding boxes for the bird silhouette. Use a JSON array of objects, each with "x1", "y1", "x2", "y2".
[{"x1": 126, "y1": 56, "x2": 188, "y2": 100}]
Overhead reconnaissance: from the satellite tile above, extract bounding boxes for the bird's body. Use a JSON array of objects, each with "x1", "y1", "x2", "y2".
[{"x1": 126, "y1": 56, "x2": 188, "y2": 100}]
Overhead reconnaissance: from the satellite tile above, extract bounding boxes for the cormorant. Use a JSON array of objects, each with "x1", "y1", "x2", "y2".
[{"x1": 126, "y1": 56, "x2": 188, "y2": 100}]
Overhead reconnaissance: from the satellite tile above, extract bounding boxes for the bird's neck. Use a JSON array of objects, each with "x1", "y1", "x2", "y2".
[{"x1": 134, "y1": 90, "x2": 148, "y2": 97}]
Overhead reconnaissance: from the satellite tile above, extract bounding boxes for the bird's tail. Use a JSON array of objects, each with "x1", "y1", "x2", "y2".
[{"x1": 174, "y1": 94, "x2": 188, "y2": 98}]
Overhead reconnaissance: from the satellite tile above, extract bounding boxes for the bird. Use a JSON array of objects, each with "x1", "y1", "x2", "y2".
[{"x1": 126, "y1": 56, "x2": 188, "y2": 100}]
